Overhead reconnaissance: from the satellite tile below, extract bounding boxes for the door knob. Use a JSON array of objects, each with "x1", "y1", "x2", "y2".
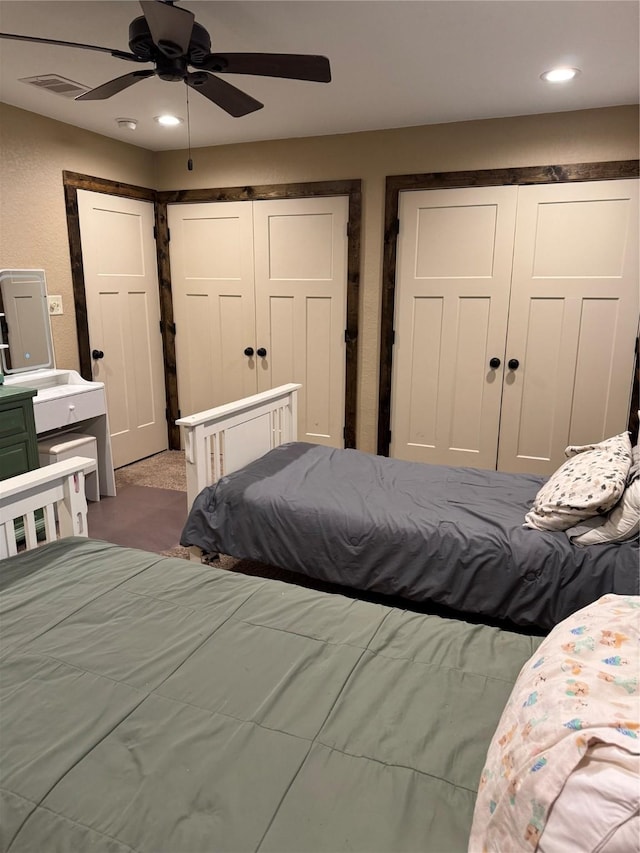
[
  {"x1": 508, "y1": 358, "x2": 520, "y2": 370},
  {"x1": 489, "y1": 357, "x2": 501, "y2": 369},
  {"x1": 92, "y1": 349, "x2": 104, "y2": 360},
  {"x1": 244, "y1": 347, "x2": 254, "y2": 357},
  {"x1": 256, "y1": 347, "x2": 267, "y2": 357}
]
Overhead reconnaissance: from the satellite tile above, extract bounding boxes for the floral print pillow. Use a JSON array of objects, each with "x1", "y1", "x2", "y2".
[
  {"x1": 524, "y1": 432, "x2": 632, "y2": 531},
  {"x1": 468, "y1": 594, "x2": 640, "y2": 853}
]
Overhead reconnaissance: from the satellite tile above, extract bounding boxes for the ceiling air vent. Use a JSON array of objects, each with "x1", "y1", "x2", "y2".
[{"x1": 19, "y1": 74, "x2": 90, "y2": 99}]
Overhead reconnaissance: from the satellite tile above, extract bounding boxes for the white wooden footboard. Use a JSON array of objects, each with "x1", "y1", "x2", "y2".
[
  {"x1": 0, "y1": 456, "x2": 96, "y2": 558},
  {"x1": 176, "y1": 383, "x2": 301, "y2": 513}
]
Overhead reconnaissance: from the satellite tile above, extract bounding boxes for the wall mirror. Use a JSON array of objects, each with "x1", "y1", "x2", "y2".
[{"x1": 0, "y1": 269, "x2": 54, "y2": 374}]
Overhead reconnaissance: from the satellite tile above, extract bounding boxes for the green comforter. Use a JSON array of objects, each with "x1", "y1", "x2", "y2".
[{"x1": 1, "y1": 538, "x2": 542, "y2": 852}]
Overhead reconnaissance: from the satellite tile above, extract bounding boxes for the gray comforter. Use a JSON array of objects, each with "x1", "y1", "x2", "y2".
[
  {"x1": 181, "y1": 442, "x2": 640, "y2": 630},
  {"x1": 1, "y1": 537, "x2": 542, "y2": 852}
]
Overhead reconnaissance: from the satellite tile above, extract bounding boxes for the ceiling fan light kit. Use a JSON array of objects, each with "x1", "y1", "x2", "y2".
[{"x1": 0, "y1": 0, "x2": 332, "y2": 118}]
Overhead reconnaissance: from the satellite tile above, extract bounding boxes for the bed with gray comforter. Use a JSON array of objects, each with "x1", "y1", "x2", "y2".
[
  {"x1": 1, "y1": 536, "x2": 542, "y2": 852},
  {"x1": 181, "y1": 442, "x2": 639, "y2": 630}
]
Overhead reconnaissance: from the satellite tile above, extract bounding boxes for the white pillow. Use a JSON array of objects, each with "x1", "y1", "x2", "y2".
[
  {"x1": 627, "y1": 443, "x2": 640, "y2": 484},
  {"x1": 524, "y1": 432, "x2": 632, "y2": 532},
  {"x1": 571, "y1": 479, "x2": 640, "y2": 545},
  {"x1": 538, "y1": 743, "x2": 640, "y2": 853}
]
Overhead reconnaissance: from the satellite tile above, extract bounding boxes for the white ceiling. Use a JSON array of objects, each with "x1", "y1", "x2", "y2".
[{"x1": 0, "y1": 0, "x2": 638, "y2": 152}]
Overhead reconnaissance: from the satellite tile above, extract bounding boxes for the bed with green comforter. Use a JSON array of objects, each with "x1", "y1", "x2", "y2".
[{"x1": 1, "y1": 537, "x2": 542, "y2": 853}]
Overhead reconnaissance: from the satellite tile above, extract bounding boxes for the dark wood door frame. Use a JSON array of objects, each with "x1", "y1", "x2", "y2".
[
  {"x1": 62, "y1": 172, "x2": 178, "y2": 439},
  {"x1": 157, "y1": 179, "x2": 361, "y2": 448},
  {"x1": 377, "y1": 160, "x2": 640, "y2": 456},
  {"x1": 64, "y1": 172, "x2": 361, "y2": 450}
]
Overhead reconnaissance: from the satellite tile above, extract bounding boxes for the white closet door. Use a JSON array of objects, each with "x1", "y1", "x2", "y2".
[
  {"x1": 168, "y1": 202, "x2": 257, "y2": 416},
  {"x1": 253, "y1": 196, "x2": 349, "y2": 447},
  {"x1": 498, "y1": 179, "x2": 639, "y2": 474},
  {"x1": 390, "y1": 185, "x2": 517, "y2": 467},
  {"x1": 77, "y1": 191, "x2": 167, "y2": 468}
]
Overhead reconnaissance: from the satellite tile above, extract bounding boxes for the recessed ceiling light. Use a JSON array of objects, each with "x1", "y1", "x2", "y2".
[
  {"x1": 154, "y1": 114, "x2": 184, "y2": 126},
  {"x1": 541, "y1": 67, "x2": 580, "y2": 83}
]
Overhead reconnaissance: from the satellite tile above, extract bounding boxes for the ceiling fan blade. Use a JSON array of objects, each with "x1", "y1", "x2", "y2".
[
  {"x1": 186, "y1": 72, "x2": 263, "y2": 117},
  {"x1": 0, "y1": 32, "x2": 141, "y2": 62},
  {"x1": 140, "y1": 0, "x2": 194, "y2": 58},
  {"x1": 76, "y1": 69, "x2": 155, "y2": 100},
  {"x1": 201, "y1": 53, "x2": 331, "y2": 83}
]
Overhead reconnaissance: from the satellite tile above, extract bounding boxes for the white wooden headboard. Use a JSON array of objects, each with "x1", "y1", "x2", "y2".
[
  {"x1": 176, "y1": 383, "x2": 301, "y2": 511},
  {"x1": 0, "y1": 456, "x2": 97, "y2": 558}
]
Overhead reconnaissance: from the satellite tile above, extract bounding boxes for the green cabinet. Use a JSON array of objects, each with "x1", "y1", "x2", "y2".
[{"x1": 0, "y1": 385, "x2": 39, "y2": 481}]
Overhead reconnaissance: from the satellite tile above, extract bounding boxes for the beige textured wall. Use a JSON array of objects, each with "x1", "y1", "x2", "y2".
[
  {"x1": 1, "y1": 103, "x2": 638, "y2": 450},
  {"x1": 0, "y1": 103, "x2": 156, "y2": 371}
]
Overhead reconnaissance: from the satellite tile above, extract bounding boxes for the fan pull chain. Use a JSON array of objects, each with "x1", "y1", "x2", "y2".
[{"x1": 186, "y1": 83, "x2": 193, "y2": 171}]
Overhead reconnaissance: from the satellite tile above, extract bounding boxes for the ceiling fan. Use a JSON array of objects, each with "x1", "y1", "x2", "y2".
[{"x1": 0, "y1": 0, "x2": 331, "y2": 117}]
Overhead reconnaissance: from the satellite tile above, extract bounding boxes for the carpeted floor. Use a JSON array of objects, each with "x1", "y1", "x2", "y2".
[
  {"x1": 115, "y1": 450, "x2": 187, "y2": 492},
  {"x1": 114, "y1": 450, "x2": 192, "y2": 558},
  {"x1": 87, "y1": 451, "x2": 190, "y2": 557}
]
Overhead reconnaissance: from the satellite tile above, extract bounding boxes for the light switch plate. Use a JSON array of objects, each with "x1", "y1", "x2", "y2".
[{"x1": 48, "y1": 295, "x2": 63, "y2": 315}]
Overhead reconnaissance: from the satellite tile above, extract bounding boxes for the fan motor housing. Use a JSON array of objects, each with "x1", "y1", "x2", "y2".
[{"x1": 128, "y1": 16, "x2": 212, "y2": 64}]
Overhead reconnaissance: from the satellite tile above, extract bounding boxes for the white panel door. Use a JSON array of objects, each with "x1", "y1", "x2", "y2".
[
  {"x1": 169, "y1": 196, "x2": 349, "y2": 448},
  {"x1": 253, "y1": 196, "x2": 348, "y2": 447},
  {"x1": 77, "y1": 191, "x2": 167, "y2": 468},
  {"x1": 498, "y1": 179, "x2": 639, "y2": 474},
  {"x1": 168, "y1": 202, "x2": 257, "y2": 416},
  {"x1": 390, "y1": 186, "x2": 518, "y2": 467}
]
